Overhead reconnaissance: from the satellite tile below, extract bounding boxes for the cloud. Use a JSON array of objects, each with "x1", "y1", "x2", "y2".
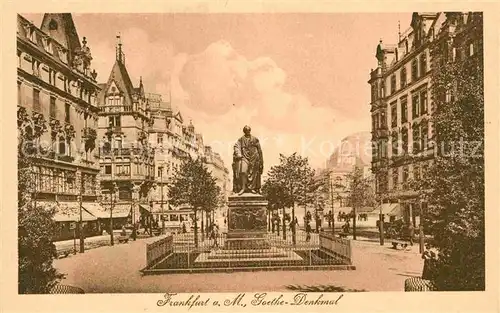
[
  {"x1": 171, "y1": 40, "x2": 369, "y2": 169},
  {"x1": 92, "y1": 27, "x2": 175, "y2": 88}
]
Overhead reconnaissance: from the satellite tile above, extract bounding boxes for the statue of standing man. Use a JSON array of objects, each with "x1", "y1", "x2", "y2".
[{"x1": 232, "y1": 126, "x2": 264, "y2": 195}]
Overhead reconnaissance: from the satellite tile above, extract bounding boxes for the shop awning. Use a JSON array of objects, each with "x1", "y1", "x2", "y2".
[
  {"x1": 37, "y1": 201, "x2": 97, "y2": 222},
  {"x1": 375, "y1": 203, "x2": 402, "y2": 216},
  {"x1": 139, "y1": 204, "x2": 152, "y2": 214},
  {"x1": 85, "y1": 203, "x2": 131, "y2": 219}
]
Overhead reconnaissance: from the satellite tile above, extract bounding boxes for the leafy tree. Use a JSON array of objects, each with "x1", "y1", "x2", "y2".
[
  {"x1": 346, "y1": 166, "x2": 374, "y2": 240},
  {"x1": 415, "y1": 13, "x2": 484, "y2": 291},
  {"x1": 168, "y1": 157, "x2": 219, "y2": 247},
  {"x1": 262, "y1": 177, "x2": 289, "y2": 237},
  {"x1": 264, "y1": 153, "x2": 313, "y2": 244},
  {"x1": 296, "y1": 167, "x2": 316, "y2": 221},
  {"x1": 18, "y1": 108, "x2": 63, "y2": 294}
]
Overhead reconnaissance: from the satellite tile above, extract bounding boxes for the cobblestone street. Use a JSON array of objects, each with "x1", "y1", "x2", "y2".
[{"x1": 54, "y1": 235, "x2": 423, "y2": 293}]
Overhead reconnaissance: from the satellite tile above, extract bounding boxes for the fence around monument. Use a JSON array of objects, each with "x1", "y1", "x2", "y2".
[
  {"x1": 145, "y1": 235, "x2": 174, "y2": 268},
  {"x1": 142, "y1": 230, "x2": 355, "y2": 273},
  {"x1": 318, "y1": 233, "x2": 353, "y2": 264}
]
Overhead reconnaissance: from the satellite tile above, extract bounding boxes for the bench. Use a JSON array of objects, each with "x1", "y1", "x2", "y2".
[
  {"x1": 391, "y1": 239, "x2": 409, "y2": 249},
  {"x1": 338, "y1": 232, "x2": 349, "y2": 239},
  {"x1": 50, "y1": 284, "x2": 85, "y2": 294},
  {"x1": 118, "y1": 236, "x2": 129, "y2": 243}
]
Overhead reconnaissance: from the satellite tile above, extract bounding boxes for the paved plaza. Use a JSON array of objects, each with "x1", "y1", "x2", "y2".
[{"x1": 54, "y1": 234, "x2": 423, "y2": 293}]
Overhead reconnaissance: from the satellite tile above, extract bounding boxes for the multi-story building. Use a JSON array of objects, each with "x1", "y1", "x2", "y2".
[
  {"x1": 146, "y1": 93, "x2": 230, "y2": 222},
  {"x1": 97, "y1": 36, "x2": 155, "y2": 230},
  {"x1": 17, "y1": 13, "x2": 104, "y2": 240},
  {"x1": 203, "y1": 146, "x2": 230, "y2": 207},
  {"x1": 369, "y1": 12, "x2": 482, "y2": 226}
]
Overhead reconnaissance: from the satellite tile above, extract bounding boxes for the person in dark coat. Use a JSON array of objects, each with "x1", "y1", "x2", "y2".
[
  {"x1": 305, "y1": 220, "x2": 312, "y2": 242},
  {"x1": 408, "y1": 223, "x2": 415, "y2": 246}
]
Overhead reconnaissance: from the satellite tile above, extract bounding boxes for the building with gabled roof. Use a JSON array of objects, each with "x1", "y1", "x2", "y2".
[
  {"x1": 97, "y1": 35, "x2": 155, "y2": 229},
  {"x1": 17, "y1": 13, "x2": 105, "y2": 240}
]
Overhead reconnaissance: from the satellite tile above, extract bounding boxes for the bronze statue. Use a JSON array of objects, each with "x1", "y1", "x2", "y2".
[{"x1": 232, "y1": 125, "x2": 263, "y2": 195}]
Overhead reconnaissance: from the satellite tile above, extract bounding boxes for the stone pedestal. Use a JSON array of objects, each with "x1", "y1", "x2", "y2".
[{"x1": 225, "y1": 193, "x2": 269, "y2": 250}]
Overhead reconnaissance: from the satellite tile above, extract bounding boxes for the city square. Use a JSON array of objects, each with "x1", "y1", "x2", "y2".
[{"x1": 15, "y1": 10, "x2": 485, "y2": 295}]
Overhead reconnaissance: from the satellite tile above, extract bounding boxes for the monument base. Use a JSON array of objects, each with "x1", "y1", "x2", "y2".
[{"x1": 226, "y1": 193, "x2": 268, "y2": 250}]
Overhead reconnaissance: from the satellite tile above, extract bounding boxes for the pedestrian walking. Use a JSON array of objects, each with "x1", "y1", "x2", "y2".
[
  {"x1": 211, "y1": 224, "x2": 219, "y2": 248},
  {"x1": 408, "y1": 223, "x2": 415, "y2": 246},
  {"x1": 305, "y1": 221, "x2": 311, "y2": 242}
]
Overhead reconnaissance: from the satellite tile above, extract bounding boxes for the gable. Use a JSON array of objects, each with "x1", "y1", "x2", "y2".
[
  {"x1": 107, "y1": 81, "x2": 121, "y2": 95},
  {"x1": 175, "y1": 111, "x2": 183, "y2": 123}
]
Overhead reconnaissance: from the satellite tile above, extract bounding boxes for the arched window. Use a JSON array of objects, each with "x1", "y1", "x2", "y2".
[
  {"x1": 400, "y1": 66, "x2": 407, "y2": 88},
  {"x1": 420, "y1": 52, "x2": 427, "y2": 74}
]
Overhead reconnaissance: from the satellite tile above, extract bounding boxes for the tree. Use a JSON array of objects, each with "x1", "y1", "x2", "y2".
[
  {"x1": 264, "y1": 153, "x2": 314, "y2": 244},
  {"x1": 18, "y1": 108, "x2": 63, "y2": 294},
  {"x1": 168, "y1": 157, "x2": 219, "y2": 247},
  {"x1": 346, "y1": 166, "x2": 373, "y2": 240},
  {"x1": 262, "y1": 175, "x2": 290, "y2": 239},
  {"x1": 296, "y1": 167, "x2": 316, "y2": 221},
  {"x1": 415, "y1": 13, "x2": 484, "y2": 291}
]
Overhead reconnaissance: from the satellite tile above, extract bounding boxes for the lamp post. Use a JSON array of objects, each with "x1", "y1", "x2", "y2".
[
  {"x1": 329, "y1": 172, "x2": 335, "y2": 235},
  {"x1": 110, "y1": 182, "x2": 117, "y2": 246},
  {"x1": 159, "y1": 165, "x2": 165, "y2": 234},
  {"x1": 78, "y1": 174, "x2": 85, "y2": 253},
  {"x1": 379, "y1": 194, "x2": 384, "y2": 246}
]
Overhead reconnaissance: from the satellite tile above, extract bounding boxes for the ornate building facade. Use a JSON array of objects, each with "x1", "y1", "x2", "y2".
[
  {"x1": 17, "y1": 13, "x2": 103, "y2": 240},
  {"x1": 146, "y1": 93, "x2": 230, "y2": 222},
  {"x1": 203, "y1": 145, "x2": 230, "y2": 208},
  {"x1": 369, "y1": 12, "x2": 483, "y2": 226},
  {"x1": 97, "y1": 36, "x2": 155, "y2": 229}
]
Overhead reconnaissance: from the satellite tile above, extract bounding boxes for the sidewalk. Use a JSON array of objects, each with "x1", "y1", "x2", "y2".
[{"x1": 54, "y1": 235, "x2": 423, "y2": 293}]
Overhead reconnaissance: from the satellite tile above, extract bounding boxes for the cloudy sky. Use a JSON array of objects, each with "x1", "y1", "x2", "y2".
[{"x1": 24, "y1": 12, "x2": 410, "y2": 170}]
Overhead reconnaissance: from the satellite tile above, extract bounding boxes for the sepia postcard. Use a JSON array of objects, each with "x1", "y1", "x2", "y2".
[{"x1": 1, "y1": 0, "x2": 499, "y2": 313}]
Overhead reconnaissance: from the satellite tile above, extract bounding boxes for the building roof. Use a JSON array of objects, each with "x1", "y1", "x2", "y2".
[
  {"x1": 327, "y1": 131, "x2": 372, "y2": 170},
  {"x1": 98, "y1": 37, "x2": 142, "y2": 107},
  {"x1": 40, "y1": 14, "x2": 82, "y2": 63}
]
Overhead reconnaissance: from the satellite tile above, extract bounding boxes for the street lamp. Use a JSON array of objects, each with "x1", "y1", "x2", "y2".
[
  {"x1": 159, "y1": 165, "x2": 165, "y2": 234},
  {"x1": 110, "y1": 182, "x2": 117, "y2": 246},
  {"x1": 329, "y1": 171, "x2": 335, "y2": 235}
]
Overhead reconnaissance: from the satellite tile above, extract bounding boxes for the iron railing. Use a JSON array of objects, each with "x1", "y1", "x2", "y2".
[{"x1": 147, "y1": 230, "x2": 352, "y2": 271}]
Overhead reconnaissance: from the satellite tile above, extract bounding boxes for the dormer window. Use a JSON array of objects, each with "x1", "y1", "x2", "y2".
[
  {"x1": 48, "y1": 19, "x2": 58, "y2": 31},
  {"x1": 29, "y1": 28, "x2": 36, "y2": 42}
]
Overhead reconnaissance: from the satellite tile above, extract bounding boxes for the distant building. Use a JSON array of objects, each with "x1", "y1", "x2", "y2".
[
  {"x1": 204, "y1": 145, "x2": 230, "y2": 208},
  {"x1": 146, "y1": 93, "x2": 230, "y2": 222},
  {"x1": 96, "y1": 35, "x2": 155, "y2": 229},
  {"x1": 325, "y1": 131, "x2": 372, "y2": 208},
  {"x1": 17, "y1": 13, "x2": 104, "y2": 240},
  {"x1": 368, "y1": 12, "x2": 483, "y2": 225}
]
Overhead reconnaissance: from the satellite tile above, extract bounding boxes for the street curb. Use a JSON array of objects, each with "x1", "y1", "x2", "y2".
[{"x1": 140, "y1": 264, "x2": 356, "y2": 275}]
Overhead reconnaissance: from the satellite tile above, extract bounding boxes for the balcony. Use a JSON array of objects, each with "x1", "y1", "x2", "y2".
[
  {"x1": 100, "y1": 148, "x2": 133, "y2": 157},
  {"x1": 372, "y1": 126, "x2": 389, "y2": 139},
  {"x1": 100, "y1": 172, "x2": 155, "y2": 182},
  {"x1": 100, "y1": 105, "x2": 134, "y2": 113}
]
